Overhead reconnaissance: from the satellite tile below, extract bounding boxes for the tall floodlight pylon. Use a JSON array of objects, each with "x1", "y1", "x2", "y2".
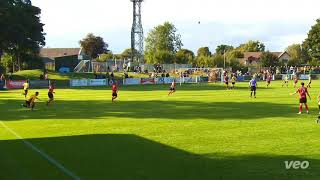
[{"x1": 131, "y1": 0, "x2": 144, "y2": 63}]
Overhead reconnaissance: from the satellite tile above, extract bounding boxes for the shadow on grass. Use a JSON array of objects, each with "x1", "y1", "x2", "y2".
[
  {"x1": 2, "y1": 99, "x2": 298, "y2": 121},
  {"x1": 0, "y1": 134, "x2": 319, "y2": 180}
]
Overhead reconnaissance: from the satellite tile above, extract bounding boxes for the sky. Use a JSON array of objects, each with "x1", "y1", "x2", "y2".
[{"x1": 32, "y1": 0, "x2": 320, "y2": 54}]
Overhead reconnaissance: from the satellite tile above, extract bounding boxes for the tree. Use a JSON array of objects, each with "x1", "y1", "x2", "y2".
[
  {"x1": 121, "y1": 48, "x2": 139, "y2": 60},
  {"x1": 287, "y1": 58, "x2": 300, "y2": 66},
  {"x1": 238, "y1": 40, "x2": 265, "y2": 52},
  {"x1": 215, "y1": 45, "x2": 234, "y2": 55},
  {"x1": 195, "y1": 47, "x2": 212, "y2": 67},
  {"x1": 303, "y1": 19, "x2": 320, "y2": 60},
  {"x1": 309, "y1": 58, "x2": 320, "y2": 66},
  {"x1": 145, "y1": 22, "x2": 183, "y2": 64},
  {"x1": 195, "y1": 56, "x2": 213, "y2": 67},
  {"x1": 260, "y1": 51, "x2": 279, "y2": 67},
  {"x1": 0, "y1": 53, "x2": 13, "y2": 73},
  {"x1": 79, "y1": 33, "x2": 108, "y2": 59},
  {"x1": 0, "y1": 64, "x2": 5, "y2": 74},
  {"x1": 226, "y1": 50, "x2": 244, "y2": 60},
  {"x1": 197, "y1": 47, "x2": 211, "y2": 57},
  {"x1": 96, "y1": 52, "x2": 114, "y2": 62},
  {"x1": 0, "y1": 0, "x2": 45, "y2": 71},
  {"x1": 145, "y1": 50, "x2": 175, "y2": 64},
  {"x1": 229, "y1": 58, "x2": 243, "y2": 71},
  {"x1": 286, "y1": 44, "x2": 309, "y2": 65},
  {"x1": 212, "y1": 54, "x2": 224, "y2": 67},
  {"x1": 175, "y1": 49, "x2": 195, "y2": 64},
  {"x1": 113, "y1": 54, "x2": 122, "y2": 60}
]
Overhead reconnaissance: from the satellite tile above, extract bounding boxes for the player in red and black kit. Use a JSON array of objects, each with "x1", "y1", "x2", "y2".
[
  {"x1": 266, "y1": 74, "x2": 272, "y2": 87},
  {"x1": 46, "y1": 82, "x2": 55, "y2": 106},
  {"x1": 112, "y1": 83, "x2": 118, "y2": 103},
  {"x1": 291, "y1": 82, "x2": 311, "y2": 114},
  {"x1": 224, "y1": 75, "x2": 229, "y2": 90}
]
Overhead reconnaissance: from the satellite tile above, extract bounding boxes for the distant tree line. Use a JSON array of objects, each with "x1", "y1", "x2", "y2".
[{"x1": 142, "y1": 20, "x2": 320, "y2": 69}]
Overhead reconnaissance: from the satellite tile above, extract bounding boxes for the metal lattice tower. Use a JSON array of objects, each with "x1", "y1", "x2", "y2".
[{"x1": 131, "y1": 0, "x2": 144, "y2": 63}]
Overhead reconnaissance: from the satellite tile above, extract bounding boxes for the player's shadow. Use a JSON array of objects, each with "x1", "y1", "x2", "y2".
[
  {"x1": 2, "y1": 100, "x2": 303, "y2": 121},
  {"x1": 1, "y1": 134, "x2": 319, "y2": 180}
]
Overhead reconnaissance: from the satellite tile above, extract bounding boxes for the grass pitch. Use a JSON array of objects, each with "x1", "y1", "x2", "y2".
[{"x1": 1, "y1": 81, "x2": 320, "y2": 180}]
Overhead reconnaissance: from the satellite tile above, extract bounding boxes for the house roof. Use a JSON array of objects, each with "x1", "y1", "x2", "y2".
[
  {"x1": 244, "y1": 52, "x2": 263, "y2": 60},
  {"x1": 40, "y1": 48, "x2": 81, "y2": 59},
  {"x1": 243, "y1": 51, "x2": 289, "y2": 60}
]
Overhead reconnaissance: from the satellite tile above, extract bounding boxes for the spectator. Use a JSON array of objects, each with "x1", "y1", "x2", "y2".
[
  {"x1": 166, "y1": 73, "x2": 170, "y2": 77},
  {"x1": 161, "y1": 73, "x2": 165, "y2": 77},
  {"x1": 0, "y1": 74, "x2": 5, "y2": 81},
  {"x1": 110, "y1": 72, "x2": 115, "y2": 79},
  {"x1": 44, "y1": 72, "x2": 49, "y2": 80},
  {"x1": 123, "y1": 64, "x2": 127, "y2": 71},
  {"x1": 124, "y1": 72, "x2": 129, "y2": 79}
]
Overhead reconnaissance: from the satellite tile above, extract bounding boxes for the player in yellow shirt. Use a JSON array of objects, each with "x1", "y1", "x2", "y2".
[
  {"x1": 22, "y1": 80, "x2": 29, "y2": 98},
  {"x1": 307, "y1": 75, "x2": 312, "y2": 88},
  {"x1": 282, "y1": 75, "x2": 289, "y2": 88},
  {"x1": 231, "y1": 75, "x2": 237, "y2": 89},
  {"x1": 22, "y1": 92, "x2": 40, "y2": 110}
]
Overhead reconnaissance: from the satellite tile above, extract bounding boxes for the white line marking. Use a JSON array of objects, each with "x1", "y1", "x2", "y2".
[{"x1": 0, "y1": 121, "x2": 81, "y2": 180}]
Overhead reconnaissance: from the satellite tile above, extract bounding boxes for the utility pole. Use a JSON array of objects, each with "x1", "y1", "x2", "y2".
[
  {"x1": 224, "y1": 49, "x2": 226, "y2": 69},
  {"x1": 130, "y1": 0, "x2": 144, "y2": 64}
]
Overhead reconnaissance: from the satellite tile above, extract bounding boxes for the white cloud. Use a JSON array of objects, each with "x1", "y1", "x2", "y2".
[{"x1": 32, "y1": 0, "x2": 320, "y2": 53}]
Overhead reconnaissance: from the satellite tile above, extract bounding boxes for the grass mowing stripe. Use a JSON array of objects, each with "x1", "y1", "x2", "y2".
[{"x1": 0, "y1": 121, "x2": 81, "y2": 180}]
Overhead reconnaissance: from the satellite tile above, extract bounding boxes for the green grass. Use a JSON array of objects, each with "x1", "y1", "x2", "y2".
[
  {"x1": 1, "y1": 81, "x2": 320, "y2": 180},
  {"x1": 11, "y1": 69, "x2": 153, "y2": 80}
]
